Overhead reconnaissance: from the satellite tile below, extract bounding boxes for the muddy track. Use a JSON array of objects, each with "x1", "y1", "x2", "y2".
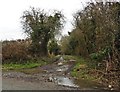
[
  {"x1": 2, "y1": 60, "x2": 79, "y2": 90},
  {"x1": 2, "y1": 59, "x2": 107, "y2": 90}
]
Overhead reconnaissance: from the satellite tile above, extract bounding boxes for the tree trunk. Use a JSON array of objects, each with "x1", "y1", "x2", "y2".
[{"x1": 40, "y1": 37, "x2": 49, "y2": 56}]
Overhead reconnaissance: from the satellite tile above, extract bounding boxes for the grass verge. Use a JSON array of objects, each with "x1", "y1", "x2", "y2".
[
  {"x1": 3, "y1": 62, "x2": 41, "y2": 70},
  {"x1": 64, "y1": 55, "x2": 98, "y2": 81},
  {"x1": 2, "y1": 59, "x2": 48, "y2": 70}
]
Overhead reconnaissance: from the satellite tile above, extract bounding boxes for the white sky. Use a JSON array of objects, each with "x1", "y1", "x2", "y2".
[{"x1": 0, "y1": 0, "x2": 90, "y2": 41}]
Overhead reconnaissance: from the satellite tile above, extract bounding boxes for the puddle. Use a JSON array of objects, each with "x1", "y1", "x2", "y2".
[
  {"x1": 55, "y1": 76, "x2": 79, "y2": 88},
  {"x1": 56, "y1": 65, "x2": 69, "y2": 72},
  {"x1": 75, "y1": 78, "x2": 106, "y2": 90}
]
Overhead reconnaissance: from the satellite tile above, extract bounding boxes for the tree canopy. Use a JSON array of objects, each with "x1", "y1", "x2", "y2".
[{"x1": 21, "y1": 7, "x2": 64, "y2": 56}]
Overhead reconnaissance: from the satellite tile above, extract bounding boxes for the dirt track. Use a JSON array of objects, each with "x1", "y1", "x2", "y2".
[
  {"x1": 2, "y1": 60, "x2": 79, "y2": 90},
  {"x1": 2, "y1": 76, "x2": 77, "y2": 90},
  {"x1": 2, "y1": 60, "x2": 107, "y2": 90}
]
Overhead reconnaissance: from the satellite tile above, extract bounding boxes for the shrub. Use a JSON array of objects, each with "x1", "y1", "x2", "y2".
[
  {"x1": 2, "y1": 41, "x2": 31, "y2": 64},
  {"x1": 90, "y1": 47, "x2": 111, "y2": 62}
]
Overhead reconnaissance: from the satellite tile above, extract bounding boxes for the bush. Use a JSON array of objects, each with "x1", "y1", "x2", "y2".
[
  {"x1": 90, "y1": 47, "x2": 111, "y2": 62},
  {"x1": 2, "y1": 41, "x2": 31, "y2": 64}
]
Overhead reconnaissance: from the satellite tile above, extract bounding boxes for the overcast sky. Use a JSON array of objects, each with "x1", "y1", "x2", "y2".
[{"x1": 0, "y1": 0, "x2": 90, "y2": 41}]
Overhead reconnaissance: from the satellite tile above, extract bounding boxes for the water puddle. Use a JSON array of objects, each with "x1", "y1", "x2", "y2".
[
  {"x1": 55, "y1": 76, "x2": 79, "y2": 88},
  {"x1": 56, "y1": 65, "x2": 69, "y2": 72},
  {"x1": 74, "y1": 78, "x2": 106, "y2": 90},
  {"x1": 54, "y1": 57, "x2": 78, "y2": 87}
]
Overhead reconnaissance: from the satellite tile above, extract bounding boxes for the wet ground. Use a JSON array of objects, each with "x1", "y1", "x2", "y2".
[{"x1": 2, "y1": 57, "x2": 108, "y2": 90}]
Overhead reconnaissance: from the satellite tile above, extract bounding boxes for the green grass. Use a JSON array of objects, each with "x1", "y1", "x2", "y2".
[
  {"x1": 2, "y1": 56, "x2": 56, "y2": 70},
  {"x1": 2, "y1": 61, "x2": 47, "y2": 70},
  {"x1": 3, "y1": 63, "x2": 39, "y2": 70},
  {"x1": 65, "y1": 55, "x2": 97, "y2": 81}
]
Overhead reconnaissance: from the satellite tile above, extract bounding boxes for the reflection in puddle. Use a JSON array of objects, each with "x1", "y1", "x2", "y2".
[
  {"x1": 56, "y1": 65, "x2": 69, "y2": 72},
  {"x1": 55, "y1": 76, "x2": 79, "y2": 88}
]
